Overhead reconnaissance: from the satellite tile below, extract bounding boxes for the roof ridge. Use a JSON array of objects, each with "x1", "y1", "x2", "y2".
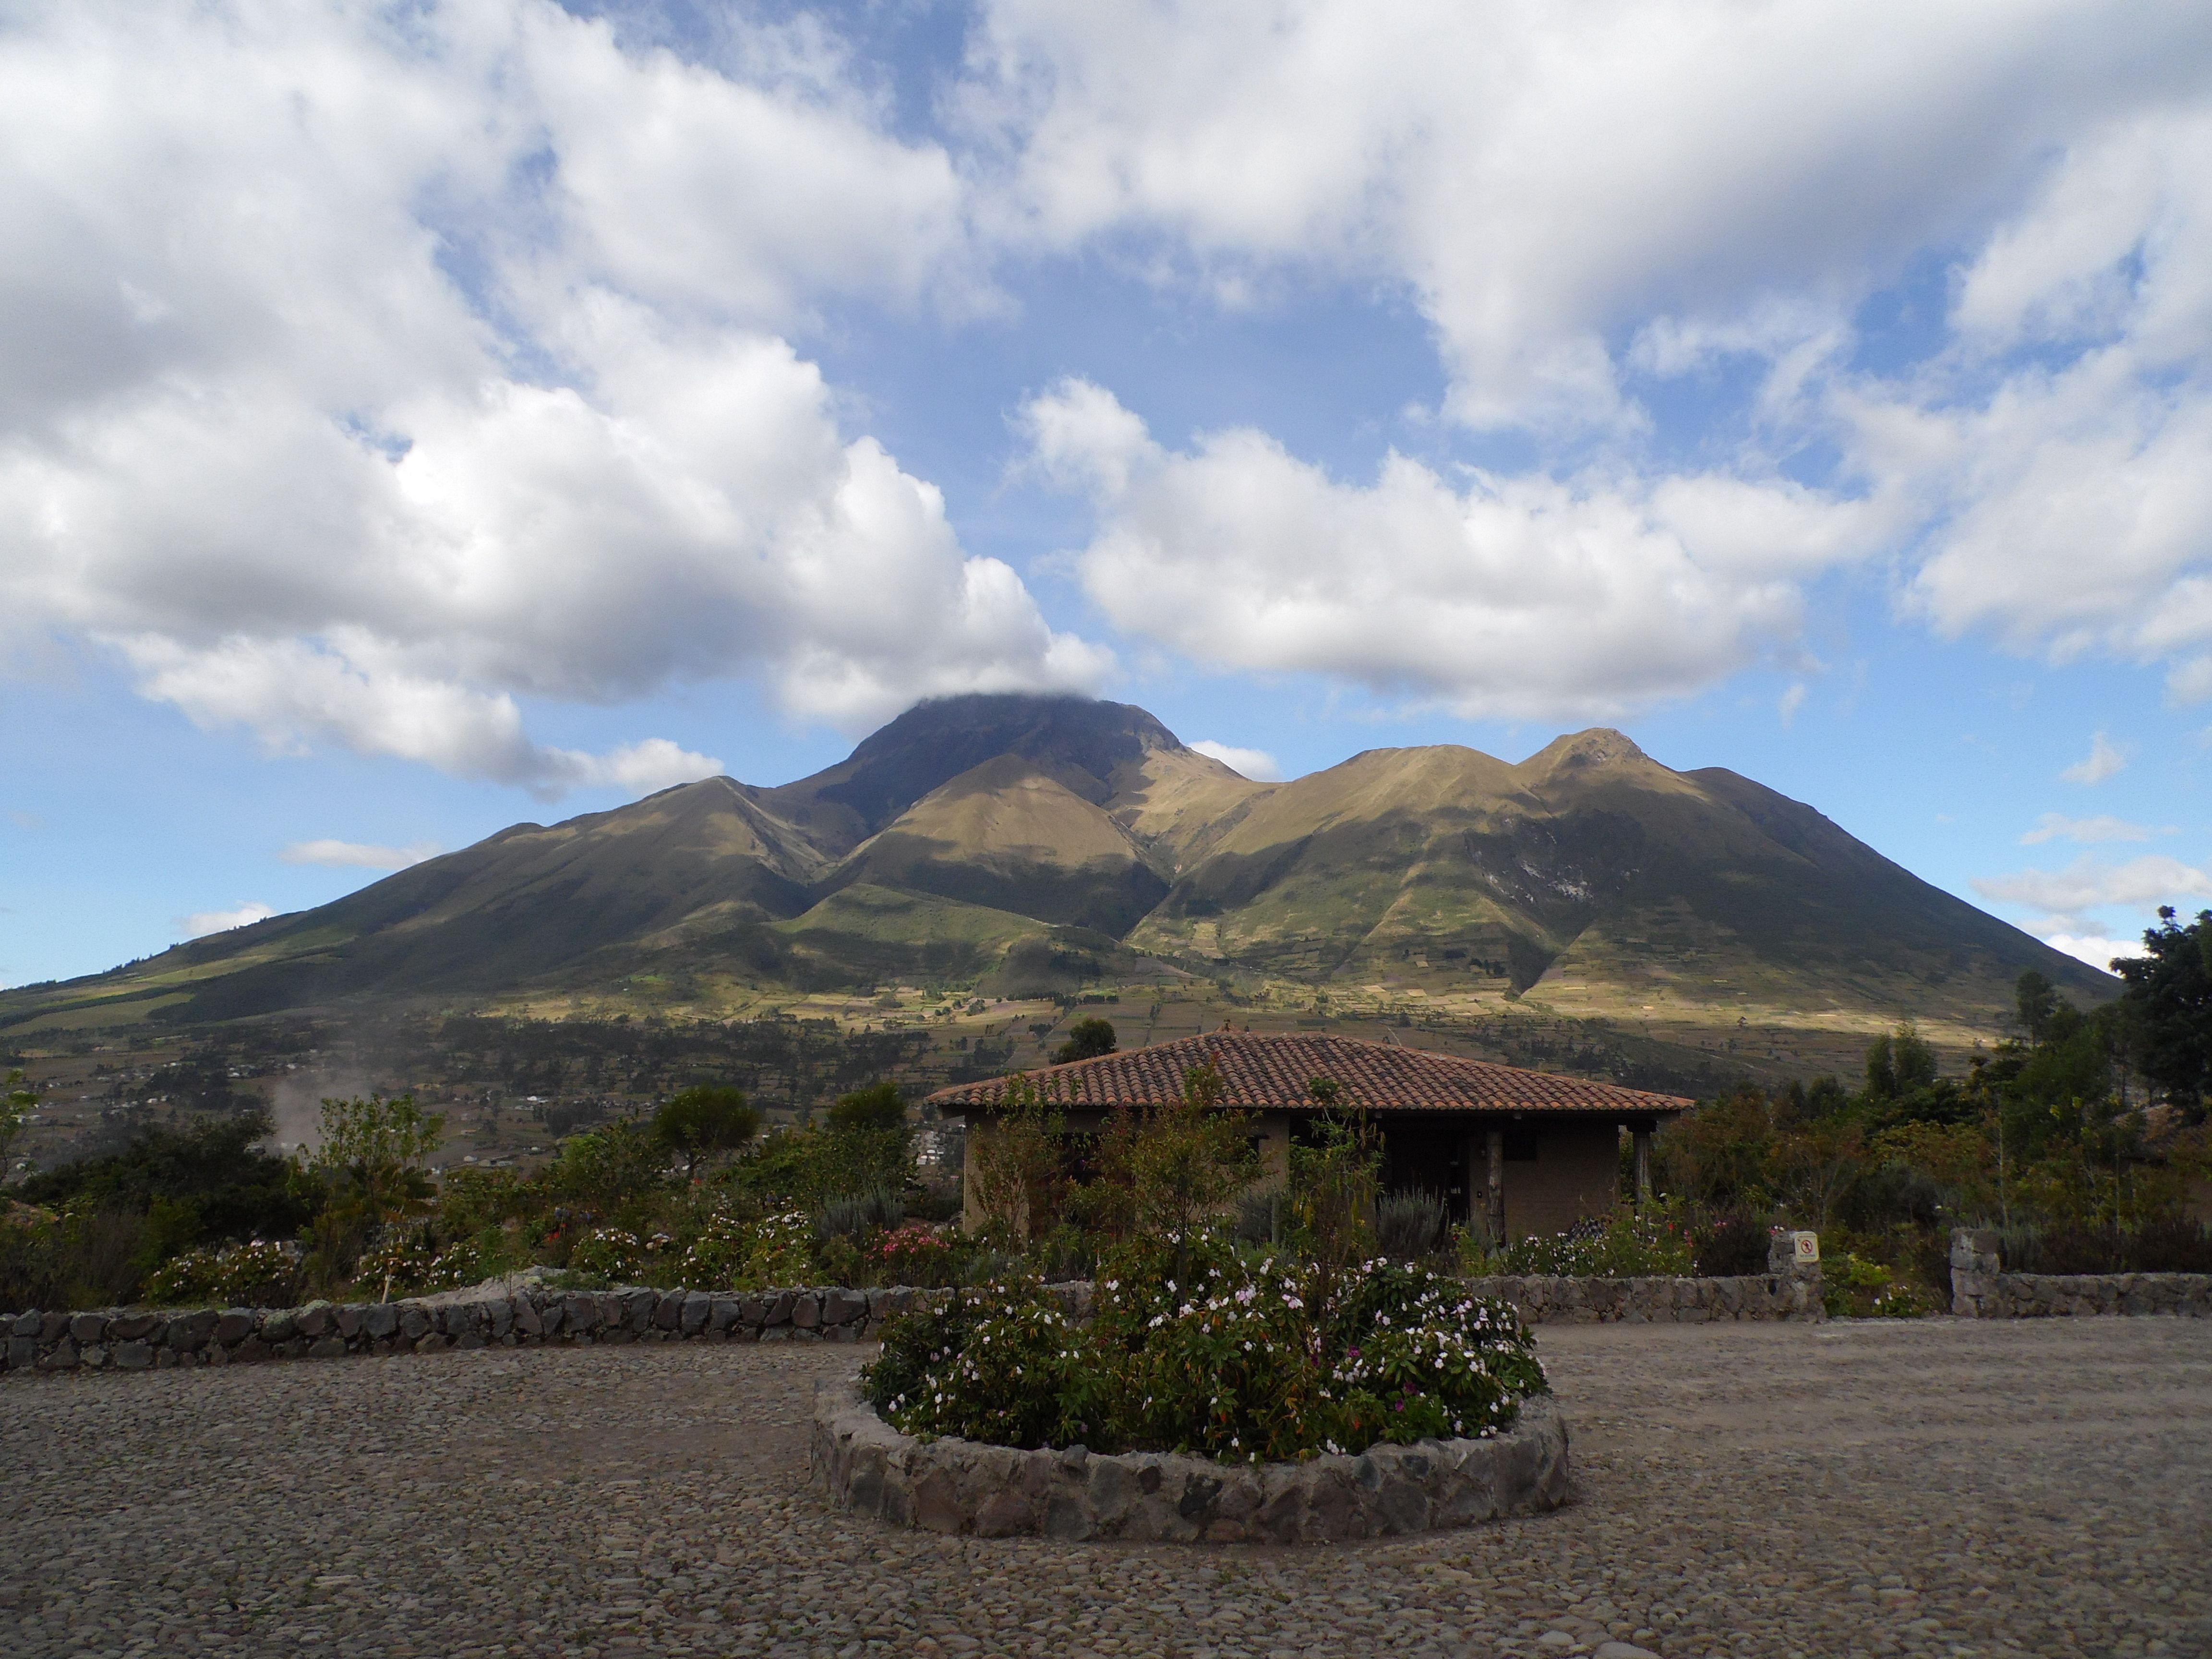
[{"x1": 927, "y1": 1027, "x2": 1691, "y2": 1114}]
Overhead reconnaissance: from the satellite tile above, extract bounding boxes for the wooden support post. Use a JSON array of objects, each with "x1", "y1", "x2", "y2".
[
  {"x1": 1633, "y1": 1126, "x2": 1653, "y2": 1210},
  {"x1": 1485, "y1": 1128, "x2": 1506, "y2": 1246}
]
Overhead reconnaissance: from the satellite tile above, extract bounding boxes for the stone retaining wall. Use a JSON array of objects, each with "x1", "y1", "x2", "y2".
[
  {"x1": 810, "y1": 1376, "x2": 1571, "y2": 1544},
  {"x1": 0, "y1": 1283, "x2": 1007, "y2": 1375},
  {"x1": 1462, "y1": 1271, "x2": 1824, "y2": 1323},
  {"x1": 3, "y1": 1267, "x2": 1832, "y2": 1376},
  {"x1": 1949, "y1": 1229, "x2": 2212, "y2": 1318}
]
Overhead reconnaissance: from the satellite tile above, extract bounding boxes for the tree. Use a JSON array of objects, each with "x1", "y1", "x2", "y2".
[
  {"x1": 2015, "y1": 970, "x2": 2059, "y2": 1046},
  {"x1": 967, "y1": 1075, "x2": 1068, "y2": 1242},
  {"x1": 1086, "y1": 1063, "x2": 1259, "y2": 1243},
  {"x1": 654, "y1": 1084, "x2": 760, "y2": 1179},
  {"x1": 2116, "y1": 907, "x2": 2212, "y2": 1119},
  {"x1": 296, "y1": 1094, "x2": 445, "y2": 1282},
  {"x1": 1864, "y1": 1023, "x2": 1938, "y2": 1099},
  {"x1": 301, "y1": 1094, "x2": 443, "y2": 1219},
  {"x1": 826, "y1": 1081, "x2": 906, "y2": 1134},
  {"x1": 1055, "y1": 1017, "x2": 1117, "y2": 1064}
]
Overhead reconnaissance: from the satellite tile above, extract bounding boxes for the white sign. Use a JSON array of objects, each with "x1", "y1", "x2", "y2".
[{"x1": 1793, "y1": 1230, "x2": 1820, "y2": 1264}]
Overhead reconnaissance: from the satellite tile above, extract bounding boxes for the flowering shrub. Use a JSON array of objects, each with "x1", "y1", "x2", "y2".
[
  {"x1": 870, "y1": 1279, "x2": 1085, "y2": 1448},
  {"x1": 144, "y1": 1239, "x2": 300, "y2": 1307},
  {"x1": 871, "y1": 1222, "x2": 952, "y2": 1284},
  {"x1": 862, "y1": 1236, "x2": 1546, "y2": 1462},
  {"x1": 349, "y1": 1226, "x2": 482, "y2": 1298},
  {"x1": 732, "y1": 1209, "x2": 816, "y2": 1288},
  {"x1": 1473, "y1": 1210, "x2": 1694, "y2": 1277},
  {"x1": 1822, "y1": 1251, "x2": 1936, "y2": 1319},
  {"x1": 567, "y1": 1227, "x2": 659, "y2": 1281}
]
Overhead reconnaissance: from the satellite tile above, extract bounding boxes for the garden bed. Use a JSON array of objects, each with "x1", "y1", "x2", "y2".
[{"x1": 811, "y1": 1374, "x2": 1570, "y2": 1543}]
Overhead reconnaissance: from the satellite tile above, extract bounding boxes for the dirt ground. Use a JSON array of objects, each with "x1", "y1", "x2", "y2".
[{"x1": 2, "y1": 1316, "x2": 2207, "y2": 1658}]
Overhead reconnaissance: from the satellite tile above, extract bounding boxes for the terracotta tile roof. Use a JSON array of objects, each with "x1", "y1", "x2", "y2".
[{"x1": 927, "y1": 1031, "x2": 1691, "y2": 1118}]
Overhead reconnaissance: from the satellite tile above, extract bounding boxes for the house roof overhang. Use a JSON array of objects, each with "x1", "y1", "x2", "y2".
[{"x1": 926, "y1": 1030, "x2": 1692, "y2": 1120}]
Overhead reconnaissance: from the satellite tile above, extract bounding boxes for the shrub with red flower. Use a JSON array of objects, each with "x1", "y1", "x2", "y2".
[{"x1": 872, "y1": 1221, "x2": 950, "y2": 1281}]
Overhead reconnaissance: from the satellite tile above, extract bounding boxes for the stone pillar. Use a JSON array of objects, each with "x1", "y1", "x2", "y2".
[
  {"x1": 1632, "y1": 1127, "x2": 1653, "y2": 1209},
  {"x1": 1949, "y1": 1226, "x2": 2001, "y2": 1317},
  {"x1": 1767, "y1": 1228, "x2": 1826, "y2": 1319},
  {"x1": 1486, "y1": 1128, "x2": 1506, "y2": 1246}
]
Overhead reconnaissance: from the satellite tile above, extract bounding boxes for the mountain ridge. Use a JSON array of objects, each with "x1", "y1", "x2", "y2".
[{"x1": 0, "y1": 693, "x2": 2112, "y2": 1037}]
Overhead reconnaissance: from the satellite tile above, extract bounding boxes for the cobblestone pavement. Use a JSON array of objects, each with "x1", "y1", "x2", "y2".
[{"x1": 2, "y1": 1317, "x2": 2207, "y2": 1658}]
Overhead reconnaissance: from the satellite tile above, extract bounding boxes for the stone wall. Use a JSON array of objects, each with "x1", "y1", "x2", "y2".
[
  {"x1": 3, "y1": 1267, "x2": 1831, "y2": 1377},
  {"x1": 1949, "y1": 1229, "x2": 2212, "y2": 1318},
  {"x1": 1461, "y1": 1270, "x2": 1825, "y2": 1323},
  {"x1": 811, "y1": 1376, "x2": 1571, "y2": 1544},
  {"x1": 0, "y1": 1283, "x2": 992, "y2": 1375}
]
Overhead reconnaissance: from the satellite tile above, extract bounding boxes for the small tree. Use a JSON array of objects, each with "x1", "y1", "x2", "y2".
[
  {"x1": 966, "y1": 1075, "x2": 1067, "y2": 1242},
  {"x1": 297, "y1": 1094, "x2": 444, "y2": 1288},
  {"x1": 2015, "y1": 970, "x2": 2059, "y2": 1046},
  {"x1": 1285, "y1": 1079, "x2": 1381, "y2": 1274},
  {"x1": 654, "y1": 1085, "x2": 760, "y2": 1179},
  {"x1": 1054, "y1": 1017, "x2": 1117, "y2": 1064},
  {"x1": 826, "y1": 1081, "x2": 906, "y2": 1133}
]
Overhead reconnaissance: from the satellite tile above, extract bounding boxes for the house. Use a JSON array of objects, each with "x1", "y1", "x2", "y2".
[{"x1": 926, "y1": 1029, "x2": 1693, "y2": 1241}]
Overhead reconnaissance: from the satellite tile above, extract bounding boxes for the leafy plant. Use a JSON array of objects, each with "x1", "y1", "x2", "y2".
[
  {"x1": 1470, "y1": 1208, "x2": 1695, "y2": 1277},
  {"x1": 144, "y1": 1238, "x2": 301, "y2": 1308},
  {"x1": 1373, "y1": 1190, "x2": 1448, "y2": 1262},
  {"x1": 653, "y1": 1085, "x2": 759, "y2": 1179},
  {"x1": 862, "y1": 1238, "x2": 1546, "y2": 1463}
]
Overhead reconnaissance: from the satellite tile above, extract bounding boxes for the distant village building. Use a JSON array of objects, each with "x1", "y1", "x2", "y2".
[{"x1": 926, "y1": 1030, "x2": 1691, "y2": 1240}]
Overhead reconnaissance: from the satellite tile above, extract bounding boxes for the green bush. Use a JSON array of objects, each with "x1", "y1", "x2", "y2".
[
  {"x1": 1374, "y1": 1190, "x2": 1448, "y2": 1261},
  {"x1": 1820, "y1": 1251, "x2": 1936, "y2": 1319},
  {"x1": 350, "y1": 1225, "x2": 483, "y2": 1300},
  {"x1": 143, "y1": 1238, "x2": 301, "y2": 1308},
  {"x1": 863, "y1": 1236, "x2": 1546, "y2": 1462},
  {"x1": 1472, "y1": 1210, "x2": 1694, "y2": 1277}
]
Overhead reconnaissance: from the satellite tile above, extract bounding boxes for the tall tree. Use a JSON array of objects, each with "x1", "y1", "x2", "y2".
[
  {"x1": 2116, "y1": 907, "x2": 2212, "y2": 1119},
  {"x1": 2015, "y1": 970, "x2": 2059, "y2": 1046}
]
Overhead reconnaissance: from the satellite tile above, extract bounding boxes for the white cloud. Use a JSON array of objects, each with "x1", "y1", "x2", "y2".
[
  {"x1": 964, "y1": 0, "x2": 2209, "y2": 429},
  {"x1": 1778, "y1": 683, "x2": 1808, "y2": 727},
  {"x1": 2041, "y1": 933, "x2": 2147, "y2": 971},
  {"x1": 1973, "y1": 854, "x2": 2212, "y2": 929},
  {"x1": 968, "y1": 5, "x2": 2212, "y2": 704},
  {"x1": 280, "y1": 840, "x2": 443, "y2": 871},
  {"x1": 1189, "y1": 740, "x2": 1282, "y2": 782},
  {"x1": 176, "y1": 901, "x2": 275, "y2": 940},
  {"x1": 0, "y1": 0, "x2": 1102, "y2": 792},
  {"x1": 1022, "y1": 379, "x2": 1887, "y2": 720},
  {"x1": 2020, "y1": 812, "x2": 2152, "y2": 845},
  {"x1": 2059, "y1": 732, "x2": 2130, "y2": 785}
]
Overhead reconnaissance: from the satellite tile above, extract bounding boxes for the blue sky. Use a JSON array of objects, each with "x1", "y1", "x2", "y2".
[{"x1": 5, "y1": 0, "x2": 2212, "y2": 988}]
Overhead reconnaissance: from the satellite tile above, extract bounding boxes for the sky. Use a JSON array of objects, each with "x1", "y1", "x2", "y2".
[{"x1": 6, "y1": 0, "x2": 2212, "y2": 989}]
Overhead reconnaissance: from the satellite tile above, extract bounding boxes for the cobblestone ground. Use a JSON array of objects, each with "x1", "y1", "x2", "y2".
[{"x1": 2, "y1": 1317, "x2": 2207, "y2": 1659}]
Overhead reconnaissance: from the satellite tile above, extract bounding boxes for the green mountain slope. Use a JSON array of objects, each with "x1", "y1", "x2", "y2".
[{"x1": 0, "y1": 696, "x2": 2112, "y2": 1035}]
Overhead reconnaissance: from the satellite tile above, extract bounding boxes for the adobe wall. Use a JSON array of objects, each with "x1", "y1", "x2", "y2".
[{"x1": 1504, "y1": 1121, "x2": 1622, "y2": 1238}]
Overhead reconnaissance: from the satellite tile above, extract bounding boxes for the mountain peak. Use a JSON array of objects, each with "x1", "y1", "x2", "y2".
[
  {"x1": 767, "y1": 693, "x2": 1185, "y2": 844},
  {"x1": 1519, "y1": 727, "x2": 1651, "y2": 775}
]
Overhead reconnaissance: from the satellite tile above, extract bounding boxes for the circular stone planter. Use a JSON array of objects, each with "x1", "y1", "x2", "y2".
[{"x1": 810, "y1": 1378, "x2": 1570, "y2": 1544}]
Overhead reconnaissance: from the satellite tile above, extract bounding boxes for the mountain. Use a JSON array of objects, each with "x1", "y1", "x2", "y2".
[{"x1": 0, "y1": 694, "x2": 2111, "y2": 1036}]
